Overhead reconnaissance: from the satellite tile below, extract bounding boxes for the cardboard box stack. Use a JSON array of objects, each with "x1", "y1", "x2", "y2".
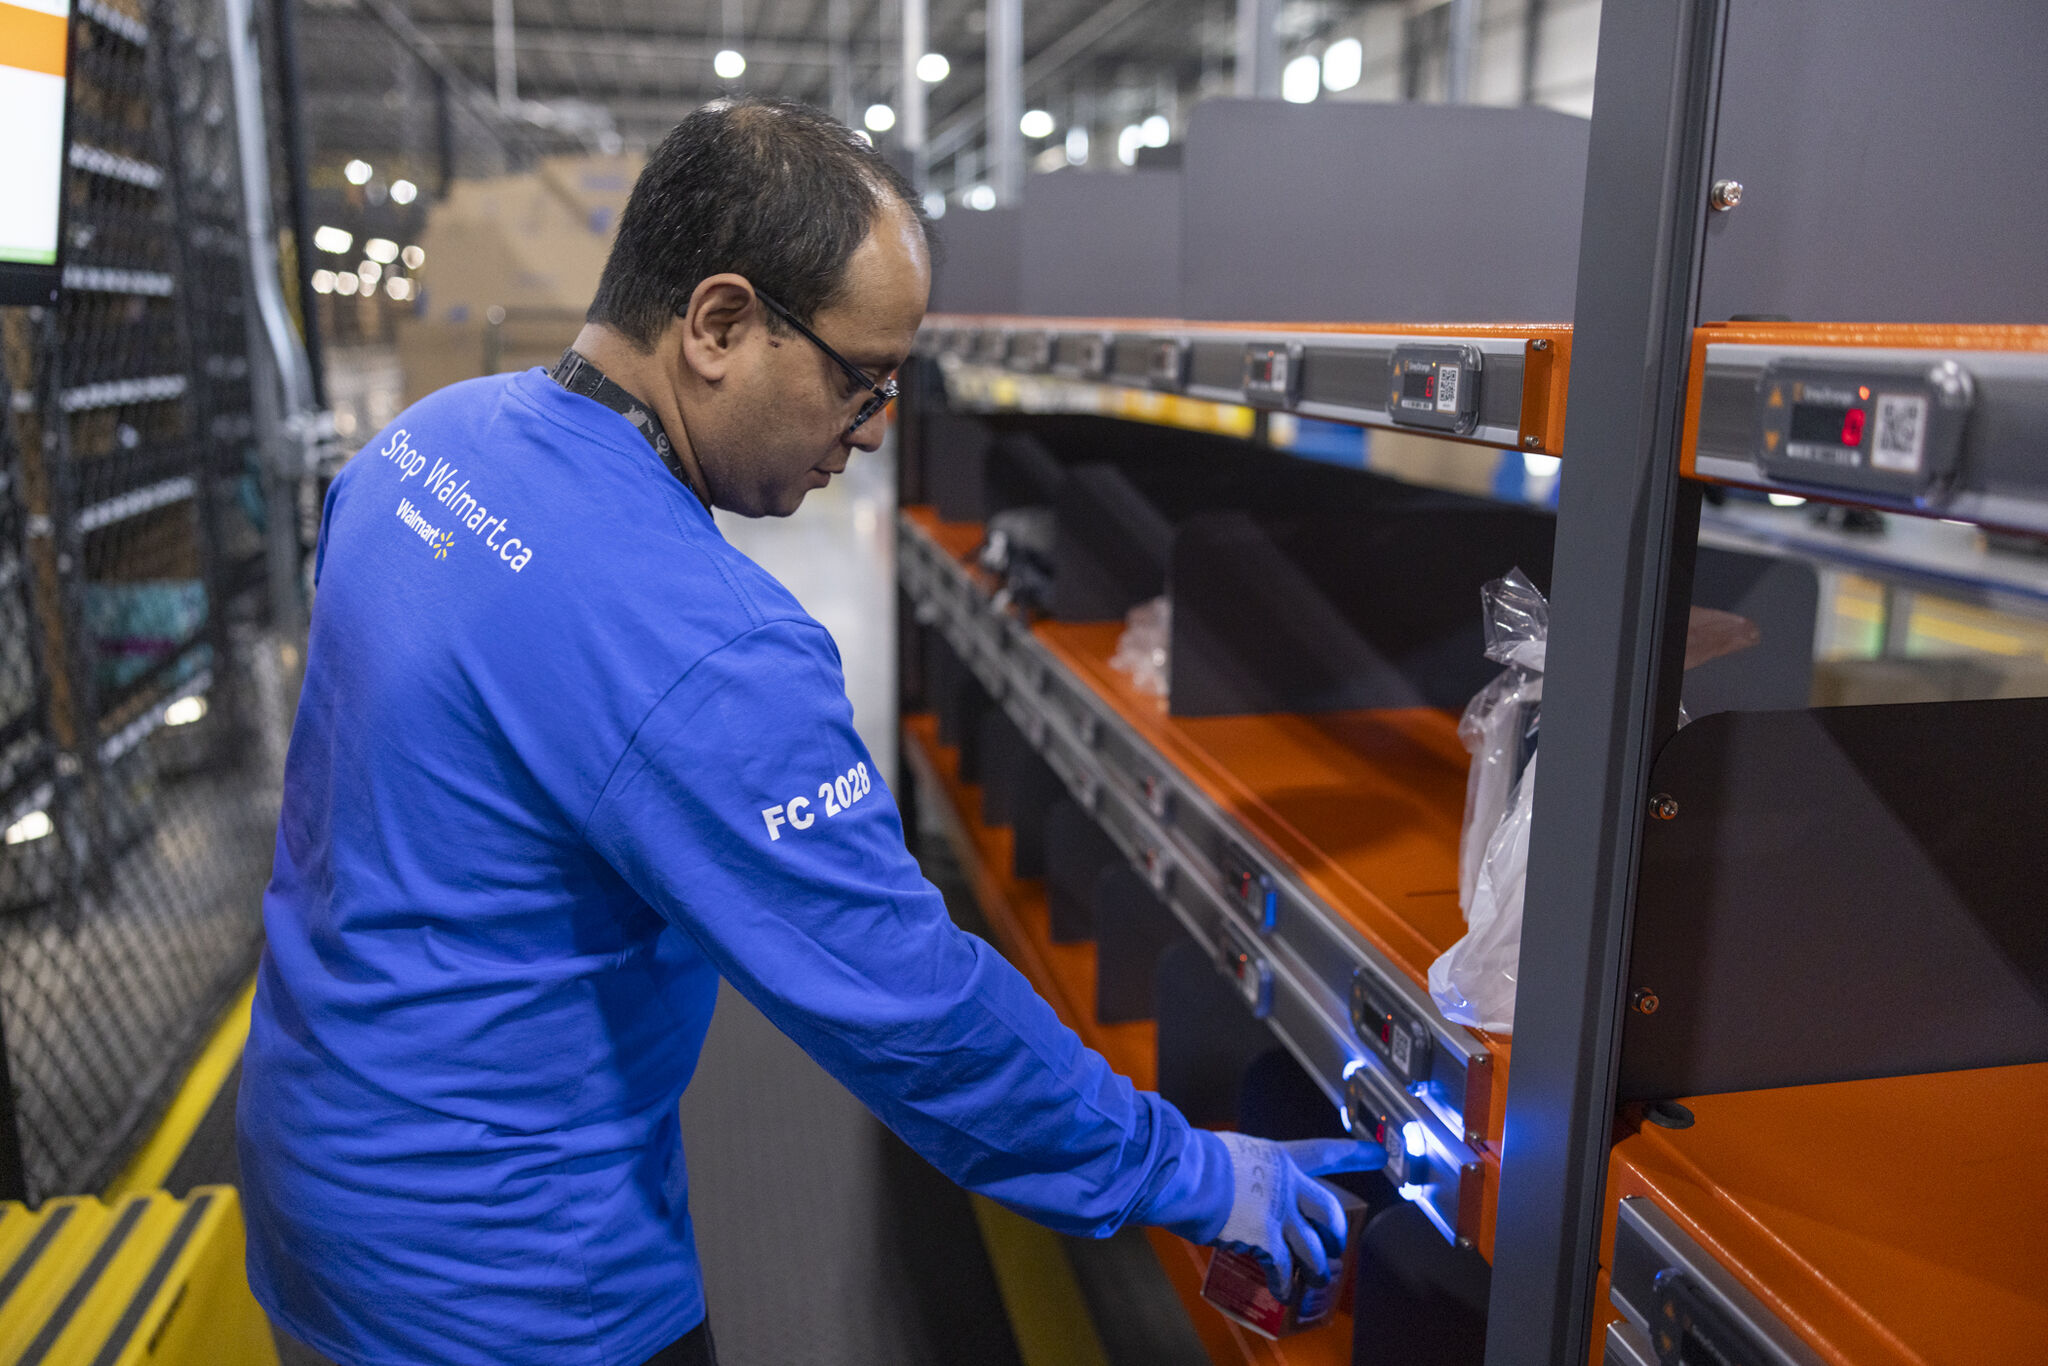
[{"x1": 396, "y1": 153, "x2": 643, "y2": 406}]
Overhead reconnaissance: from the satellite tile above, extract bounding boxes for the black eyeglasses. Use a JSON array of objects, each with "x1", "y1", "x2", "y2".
[{"x1": 754, "y1": 288, "x2": 899, "y2": 435}]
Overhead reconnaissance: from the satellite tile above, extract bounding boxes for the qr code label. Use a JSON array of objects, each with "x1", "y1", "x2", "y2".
[
  {"x1": 1390, "y1": 1026, "x2": 1414, "y2": 1075},
  {"x1": 1871, "y1": 393, "x2": 1928, "y2": 473},
  {"x1": 1435, "y1": 365, "x2": 1460, "y2": 412}
]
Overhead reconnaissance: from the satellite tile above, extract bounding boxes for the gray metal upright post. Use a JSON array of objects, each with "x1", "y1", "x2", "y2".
[
  {"x1": 1234, "y1": 0, "x2": 1281, "y2": 99},
  {"x1": 492, "y1": 0, "x2": 516, "y2": 111},
  {"x1": 1446, "y1": 0, "x2": 1478, "y2": 102},
  {"x1": 986, "y1": 0, "x2": 1023, "y2": 205},
  {"x1": 829, "y1": 0, "x2": 854, "y2": 129},
  {"x1": 1482, "y1": 2, "x2": 1726, "y2": 1364},
  {"x1": 900, "y1": 0, "x2": 927, "y2": 188},
  {"x1": 224, "y1": 0, "x2": 321, "y2": 637}
]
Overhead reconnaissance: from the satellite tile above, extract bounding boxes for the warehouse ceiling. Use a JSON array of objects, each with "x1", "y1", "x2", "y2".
[{"x1": 293, "y1": 0, "x2": 1324, "y2": 199}]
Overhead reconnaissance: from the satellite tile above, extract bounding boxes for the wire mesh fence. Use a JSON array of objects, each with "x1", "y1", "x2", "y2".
[{"x1": 0, "y1": 0, "x2": 305, "y2": 1202}]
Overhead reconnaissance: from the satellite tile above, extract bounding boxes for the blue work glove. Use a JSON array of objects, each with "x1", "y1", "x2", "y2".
[{"x1": 1212, "y1": 1133, "x2": 1386, "y2": 1297}]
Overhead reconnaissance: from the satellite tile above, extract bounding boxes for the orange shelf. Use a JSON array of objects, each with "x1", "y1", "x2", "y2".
[
  {"x1": 904, "y1": 504, "x2": 1512, "y2": 1175},
  {"x1": 1602, "y1": 1065, "x2": 2048, "y2": 1366},
  {"x1": 903, "y1": 713, "x2": 1355, "y2": 1366},
  {"x1": 1033, "y1": 619, "x2": 1507, "y2": 1257},
  {"x1": 1035, "y1": 619, "x2": 1474, "y2": 986}
]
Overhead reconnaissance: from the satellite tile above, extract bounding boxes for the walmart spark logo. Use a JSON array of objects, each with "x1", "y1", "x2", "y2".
[{"x1": 397, "y1": 497, "x2": 453, "y2": 559}]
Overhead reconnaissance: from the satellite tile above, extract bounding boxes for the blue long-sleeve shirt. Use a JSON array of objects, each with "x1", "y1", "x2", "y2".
[{"x1": 236, "y1": 370, "x2": 1230, "y2": 1366}]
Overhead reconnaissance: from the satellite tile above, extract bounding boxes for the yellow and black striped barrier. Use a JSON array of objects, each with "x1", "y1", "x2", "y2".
[{"x1": 0, "y1": 1185, "x2": 276, "y2": 1366}]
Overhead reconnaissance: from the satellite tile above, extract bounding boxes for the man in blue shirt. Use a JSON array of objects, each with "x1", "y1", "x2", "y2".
[{"x1": 238, "y1": 98, "x2": 1378, "y2": 1366}]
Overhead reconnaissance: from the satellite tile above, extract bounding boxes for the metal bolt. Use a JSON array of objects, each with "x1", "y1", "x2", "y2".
[
  {"x1": 1649, "y1": 793, "x2": 1679, "y2": 821},
  {"x1": 1530, "y1": 338, "x2": 1550, "y2": 352},
  {"x1": 1631, "y1": 989, "x2": 1661, "y2": 1016},
  {"x1": 1523, "y1": 434, "x2": 1541, "y2": 449},
  {"x1": 1709, "y1": 178, "x2": 1744, "y2": 212}
]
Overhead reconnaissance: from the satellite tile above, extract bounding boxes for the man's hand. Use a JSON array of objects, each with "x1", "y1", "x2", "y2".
[{"x1": 1211, "y1": 1134, "x2": 1386, "y2": 1297}]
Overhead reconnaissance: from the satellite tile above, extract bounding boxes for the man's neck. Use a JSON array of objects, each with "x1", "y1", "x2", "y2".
[{"x1": 567, "y1": 323, "x2": 713, "y2": 505}]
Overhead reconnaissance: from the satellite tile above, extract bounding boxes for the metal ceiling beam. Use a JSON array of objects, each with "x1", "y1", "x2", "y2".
[
  {"x1": 923, "y1": 0, "x2": 1161, "y2": 162},
  {"x1": 411, "y1": 24, "x2": 902, "y2": 69},
  {"x1": 349, "y1": 0, "x2": 530, "y2": 157}
]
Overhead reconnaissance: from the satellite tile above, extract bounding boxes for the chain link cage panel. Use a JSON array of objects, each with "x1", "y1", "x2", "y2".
[{"x1": 0, "y1": 0, "x2": 303, "y2": 1203}]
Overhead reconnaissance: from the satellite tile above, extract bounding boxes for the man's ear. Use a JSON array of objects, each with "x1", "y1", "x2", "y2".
[{"x1": 676, "y1": 273, "x2": 764, "y2": 383}]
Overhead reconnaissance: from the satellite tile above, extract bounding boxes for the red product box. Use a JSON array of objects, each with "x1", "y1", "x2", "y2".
[{"x1": 1199, "y1": 1182, "x2": 1368, "y2": 1339}]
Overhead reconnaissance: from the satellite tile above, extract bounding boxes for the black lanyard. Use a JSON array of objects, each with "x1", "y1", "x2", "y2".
[{"x1": 549, "y1": 349, "x2": 707, "y2": 507}]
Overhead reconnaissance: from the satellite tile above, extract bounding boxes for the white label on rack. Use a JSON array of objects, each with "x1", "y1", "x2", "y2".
[
  {"x1": 1390, "y1": 1027, "x2": 1414, "y2": 1076},
  {"x1": 1435, "y1": 364, "x2": 1460, "y2": 413},
  {"x1": 1871, "y1": 392, "x2": 1928, "y2": 472}
]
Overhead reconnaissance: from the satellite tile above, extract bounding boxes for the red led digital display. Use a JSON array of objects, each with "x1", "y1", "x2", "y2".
[
  {"x1": 1839, "y1": 407, "x2": 1866, "y2": 448},
  {"x1": 1790, "y1": 402, "x2": 1868, "y2": 448}
]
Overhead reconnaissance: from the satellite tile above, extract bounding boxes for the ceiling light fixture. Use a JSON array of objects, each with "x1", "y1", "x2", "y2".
[
  {"x1": 1323, "y1": 38, "x2": 1363, "y2": 92},
  {"x1": 1282, "y1": 54, "x2": 1321, "y2": 104}
]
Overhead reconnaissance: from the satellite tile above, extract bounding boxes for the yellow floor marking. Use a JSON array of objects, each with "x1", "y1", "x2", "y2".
[
  {"x1": 1906, "y1": 610, "x2": 2029, "y2": 657},
  {"x1": 105, "y1": 977, "x2": 256, "y2": 1199},
  {"x1": 968, "y1": 1194, "x2": 1114, "y2": 1366}
]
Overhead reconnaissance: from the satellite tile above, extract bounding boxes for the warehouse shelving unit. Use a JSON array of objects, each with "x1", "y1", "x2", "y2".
[
  {"x1": 893, "y1": 341, "x2": 1545, "y2": 1355},
  {"x1": 1493, "y1": 4, "x2": 2048, "y2": 1366},
  {"x1": 898, "y1": 6, "x2": 2048, "y2": 1363},
  {"x1": 896, "y1": 208, "x2": 1603, "y2": 1354},
  {"x1": 898, "y1": 307, "x2": 1590, "y2": 1228}
]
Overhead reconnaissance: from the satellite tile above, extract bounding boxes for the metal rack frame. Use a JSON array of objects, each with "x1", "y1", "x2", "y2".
[{"x1": 1482, "y1": 2, "x2": 1727, "y2": 1360}]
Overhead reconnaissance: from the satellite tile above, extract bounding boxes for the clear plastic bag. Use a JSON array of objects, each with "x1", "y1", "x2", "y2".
[
  {"x1": 1429, "y1": 752, "x2": 1536, "y2": 1033},
  {"x1": 1453, "y1": 570, "x2": 1547, "y2": 913},
  {"x1": 1430, "y1": 569, "x2": 1547, "y2": 1033},
  {"x1": 1110, "y1": 595, "x2": 1171, "y2": 698},
  {"x1": 1428, "y1": 574, "x2": 1767, "y2": 1032}
]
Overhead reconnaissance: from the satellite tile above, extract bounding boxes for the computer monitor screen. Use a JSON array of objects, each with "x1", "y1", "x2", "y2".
[{"x1": 0, "y1": 0, "x2": 73, "y2": 305}]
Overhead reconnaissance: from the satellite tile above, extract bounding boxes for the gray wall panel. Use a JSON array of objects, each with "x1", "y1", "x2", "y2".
[
  {"x1": 1019, "y1": 170, "x2": 1182, "y2": 318},
  {"x1": 1180, "y1": 99, "x2": 1588, "y2": 323},
  {"x1": 928, "y1": 207, "x2": 1022, "y2": 314},
  {"x1": 1701, "y1": 0, "x2": 2048, "y2": 323}
]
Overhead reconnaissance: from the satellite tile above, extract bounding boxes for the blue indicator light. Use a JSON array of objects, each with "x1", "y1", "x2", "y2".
[{"x1": 1402, "y1": 1121, "x2": 1427, "y2": 1159}]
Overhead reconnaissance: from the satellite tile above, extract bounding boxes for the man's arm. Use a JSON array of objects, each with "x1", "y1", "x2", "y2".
[{"x1": 583, "y1": 619, "x2": 1230, "y2": 1241}]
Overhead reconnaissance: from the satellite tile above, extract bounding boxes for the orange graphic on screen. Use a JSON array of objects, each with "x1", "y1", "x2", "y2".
[{"x1": 0, "y1": 2, "x2": 68, "y2": 79}]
